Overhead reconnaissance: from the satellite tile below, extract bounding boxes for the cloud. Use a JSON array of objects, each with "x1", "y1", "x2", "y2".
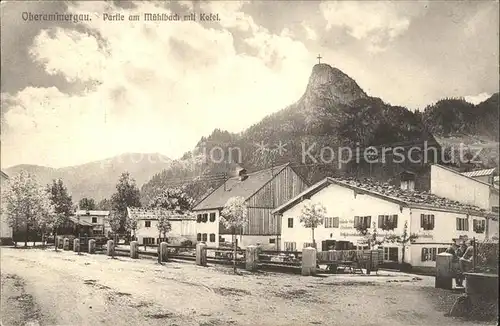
[
  {"x1": 320, "y1": 1, "x2": 420, "y2": 52},
  {"x1": 178, "y1": 1, "x2": 194, "y2": 11},
  {"x1": 464, "y1": 92, "x2": 491, "y2": 105},
  {"x1": 1, "y1": 0, "x2": 312, "y2": 168},
  {"x1": 301, "y1": 22, "x2": 317, "y2": 41}
]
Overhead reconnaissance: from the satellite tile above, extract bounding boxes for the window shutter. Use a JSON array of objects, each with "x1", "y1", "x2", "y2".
[
  {"x1": 333, "y1": 217, "x2": 339, "y2": 228},
  {"x1": 378, "y1": 215, "x2": 384, "y2": 229},
  {"x1": 456, "y1": 218, "x2": 459, "y2": 230},
  {"x1": 393, "y1": 215, "x2": 398, "y2": 228},
  {"x1": 430, "y1": 215, "x2": 435, "y2": 229},
  {"x1": 421, "y1": 248, "x2": 426, "y2": 261},
  {"x1": 420, "y1": 214, "x2": 424, "y2": 228},
  {"x1": 465, "y1": 218, "x2": 469, "y2": 231}
]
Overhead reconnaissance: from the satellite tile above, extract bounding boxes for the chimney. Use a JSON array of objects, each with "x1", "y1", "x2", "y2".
[{"x1": 238, "y1": 168, "x2": 248, "y2": 181}]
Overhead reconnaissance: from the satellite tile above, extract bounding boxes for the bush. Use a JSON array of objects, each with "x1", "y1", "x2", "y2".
[
  {"x1": 475, "y1": 239, "x2": 498, "y2": 274},
  {"x1": 180, "y1": 239, "x2": 193, "y2": 247}
]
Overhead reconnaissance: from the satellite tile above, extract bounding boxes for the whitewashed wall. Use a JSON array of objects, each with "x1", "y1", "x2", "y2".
[
  {"x1": 135, "y1": 219, "x2": 196, "y2": 244},
  {"x1": 194, "y1": 209, "x2": 220, "y2": 247},
  {"x1": 431, "y1": 165, "x2": 492, "y2": 210},
  {"x1": 280, "y1": 183, "x2": 409, "y2": 255}
]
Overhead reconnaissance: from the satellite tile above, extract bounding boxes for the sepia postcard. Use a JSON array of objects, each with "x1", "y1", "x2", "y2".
[{"x1": 1, "y1": 1, "x2": 499, "y2": 325}]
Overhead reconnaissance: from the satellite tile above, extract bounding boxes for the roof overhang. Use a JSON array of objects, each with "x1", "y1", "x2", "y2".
[{"x1": 273, "y1": 177, "x2": 409, "y2": 215}]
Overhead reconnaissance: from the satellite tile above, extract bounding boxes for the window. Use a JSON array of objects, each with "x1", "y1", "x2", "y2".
[
  {"x1": 288, "y1": 218, "x2": 294, "y2": 228},
  {"x1": 303, "y1": 242, "x2": 315, "y2": 248},
  {"x1": 202, "y1": 214, "x2": 208, "y2": 223},
  {"x1": 284, "y1": 242, "x2": 296, "y2": 251},
  {"x1": 324, "y1": 217, "x2": 339, "y2": 228},
  {"x1": 91, "y1": 217, "x2": 98, "y2": 223},
  {"x1": 143, "y1": 237, "x2": 155, "y2": 245},
  {"x1": 209, "y1": 233, "x2": 216, "y2": 242},
  {"x1": 145, "y1": 221, "x2": 151, "y2": 228},
  {"x1": 269, "y1": 238, "x2": 276, "y2": 244},
  {"x1": 196, "y1": 214, "x2": 202, "y2": 223},
  {"x1": 420, "y1": 214, "x2": 435, "y2": 230},
  {"x1": 473, "y1": 219, "x2": 486, "y2": 233},
  {"x1": 378, "y1": 215, "x2": 398, "y2": 230},
  {"x1": 400, "y1": 180, "x2": 415, "y2": 191},
  {"x1": 421, "y1": 247, "x2": 437, "y2": 262},
  {"x1": 437, "y1": 248, "x2": 447, "y2": 254},
  {"x1": 456, "y1": 217, "x2": 469, "y2": 231},
  {"x1": 219, "y1": 236, "x2": 225, "y2": 243},
  {"x1": 354, "y1": 216, "x2": 371, "y2": 229},
  {"x1": 382, "y1": 247, "x2": 398, "y2": 262},
  {"x1": 202, "y1": 233, "x2": 207, "y2": 242},
  {"x1": 197, "y1": 233, "x2": 202, "y2": 241},
  {"x1": 493, "y1": 206, "x2": 499, "y2": 213},
  {"x1": 209, "y1": 212, "x2": 216, "y2": 222},
  {"x1": 157, "y1": 238, "x2": 168, "y2": 244}
]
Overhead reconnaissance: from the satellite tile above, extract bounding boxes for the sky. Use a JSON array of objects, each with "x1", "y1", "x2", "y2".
[{"x1": 1, "y1": 0, "x2": 499, "y2": 168}]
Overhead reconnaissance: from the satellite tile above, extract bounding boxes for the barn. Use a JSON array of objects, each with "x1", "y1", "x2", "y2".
[{"x1": 192, "y1": 163, "x2": 309, "y2": 249}]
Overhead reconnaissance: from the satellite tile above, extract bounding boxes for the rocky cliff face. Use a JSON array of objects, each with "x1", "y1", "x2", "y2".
[{"x1": 301, "y1": 63, "x2": 368, "y2": 107}]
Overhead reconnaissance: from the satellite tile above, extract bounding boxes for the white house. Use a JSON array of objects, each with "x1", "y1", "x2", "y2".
[
  {"x1": 431, "y1": 164, "x2": 499, "y2": 212},
  {"x1": 192, "y1": 163, "x2": 309, "y2": 249},
  {"x1": 74, "y1": 210, "x2": 110, "y2": 236},
  {"x1": 0, "y1": 171, "x2": 13, "y2": 244},
  {"x1": 273, "y1": 177, "x2": 498, "y2": 272},
  {"x1": 127, "y1": 207, "x2": 196, "y2": 245}
]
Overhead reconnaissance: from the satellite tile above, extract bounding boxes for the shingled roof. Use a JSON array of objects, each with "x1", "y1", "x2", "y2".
[
  {"x1": 193, "y1": 163, "x2": 290, "y2": 211},
  {"x1": 461, "y1": 168, "x2": 496, "y2": 178},
  {"x1": 127, "y1": 207, "x2": 195, "y2": 220},
  {"x1": 75, "y1": 210, "x2": 110, "y2": 216},
  {"x1": 274, "y1": 177, "x2": 496, "y2": 217}
]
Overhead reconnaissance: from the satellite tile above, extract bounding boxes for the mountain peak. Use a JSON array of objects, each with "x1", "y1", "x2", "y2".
[{"x1": 304, "y1": 63, "x2": 368, "y2": 106}]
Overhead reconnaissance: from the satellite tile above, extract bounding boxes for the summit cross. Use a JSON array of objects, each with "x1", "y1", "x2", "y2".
[{"x1": 317, "y1": 54, "x2": 322, "y2": 64}]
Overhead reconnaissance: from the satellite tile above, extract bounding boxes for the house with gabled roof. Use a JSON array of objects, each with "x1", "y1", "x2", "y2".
[
  {"x1": 192, "y1": 163, "x2": 309, "y2": 249},
  {"x1": 431, "y1": 164, "x2": 499, "y2": 212},
  {"x1": 273, "y1": 176, "x2": 498, "y2": 272},
  {"x1": 75, "y1": 210, "x2": 111, "y2": 236},
  {"x1": 127, "y1": 207, "x2": 196, "y2": 245},
  {"x1": 461, "y1": 168, "x2": 497, "y2": 184}
]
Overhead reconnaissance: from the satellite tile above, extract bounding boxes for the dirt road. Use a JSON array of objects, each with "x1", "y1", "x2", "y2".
[{"x1": 0, "y1": 247, "x2": 495, "y2": 326}]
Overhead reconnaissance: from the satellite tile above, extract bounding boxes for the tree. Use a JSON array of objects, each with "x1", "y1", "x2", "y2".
[
  {"x1": 79, "y1": 197, "x2": 96, "y2": 210},
  {"x1": 299, "y1": 200, "x2": 326, "y2": 249},
  {"x1": 385, "y1": 220, "x2": 418, "y2": 266},
  {"x1": 47, "y1": 179, "x2": 73, "y2": 248},
  {"x1": 97, "y1": 198, "x2": 112, "y2": 210},
  {"x1": 42, "y1": 213, "x2": 67, "y2": 251},
  {"x1": 126, "y1": 213, "x2": 138, "y2": 240},
  {"x1": 156, "y1": 210, "x2": 172, "y2": 240},
  {"x1": 220, "y1": 196, "x2": 248, "y2": 273},
  {"x1": 156, "y1": 210, "x2": 172, "y2": 263},
  {"x1": 2, "y1": 171, "x2": 55, "y2": 247},
  {"x1": 111, "y1": 172, "x2": 142, "y2": 232},
  {"x1": 108, "y1": 211, "x2": 121, "y2": 257},
  {"x1": 362, "y1": 222, "x2": 386, "y2": 249},
  {"x1": 47, "y1": 179, "x2": 73, "y2": 217},
  {"x1": 149, "y1": 186, "x2": 195, "y2": 212}
]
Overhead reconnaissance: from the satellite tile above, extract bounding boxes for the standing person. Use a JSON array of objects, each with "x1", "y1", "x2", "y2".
[
  {"x1": 446, "y1": 242, "x2": 460, "y2": 285},
  {"x1": 455, "y1": 241, "x2": 467, "y2": 287},
  {"x1": 457, "y1": 240, "x2": 474, "y2": 286}
]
